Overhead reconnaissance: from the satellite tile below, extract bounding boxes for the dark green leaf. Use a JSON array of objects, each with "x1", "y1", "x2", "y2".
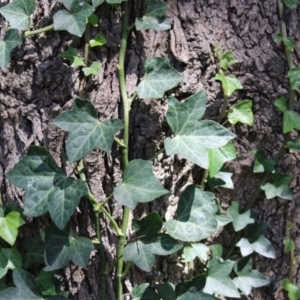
[
  {"x1": 261, "y1": 172, "x2": 293, "y2": 200},
  {"x1": 114, "y1": 159, "x2": 168, "y2": 209},
  {"x1": 207, "y1": 171, "x2": 234, "y2": 189},
  {"x1": 0, "y1": 248, "x2": 22, "y2": 279},
  {"x1": 36, "y1": 270, "x2": 57, "y2": 296},
  {"x1": 228, "y1": 100, "x2": 254, "y2": 125},
  {"x1": 132, "y1": 212, "x2": 163, "y2": 237},
  {"x1": 219, "y1": 51, "x2": 238, "y2": 70},
  {"x1": 183, "y1": 243, "x2": 209, "y2": 262},
  {"x1": 44, "y1": 223, "x2": 94, "y2": 271},
  {"x1": 131, "y1": 283, "x2": 160, "y2": 300},
  {"x1": 137, "y1": 57, "x2": 184, "y2": 99},
  {"x1": 284, "y1": 0, "x2": 300, "y2": 7},
  {"x1": 53, "y1": 97, "x2": 123, "y2": 163},
  {"x1": 233, "y1": 256, "x2": 269, "y2": 295},
  {"x1": 288, "y1": 67, "x2": 300, "y2": 90},
  {"x1": 54, "y1": 1, "x2": 94, "y2": 37},
  {"x1": 165, "y1": 185, "x2": 218, "y2": 242},
  {"x1": 0, "y1": 29, "x2": 22, "y2": 70},
  {"x1": 215, "y1": 73, "x2": 243, "y2": 97},
  {"x1": 283, "y1": 237, "x2": 295, "y2": 253},
  {"x1": 82, "y1": 61, "x2": 101, "y2": 76},
  {"x1": 87, "y1": 13, "x2": 98, "y2": 26},
  {"x1": 282, "y1": 278, "x2": 300, "y2": 300},
  {"x1": 228, "y1": 202, "x2": 255, "y2": 232},
  {"x1": 274, "y1": 33, "x2": 296, "y2": 51},
  {"x1": 253, "y1": 150, "x2": 275, "y2": 173},
  {"x1": 155, "y1": 282, "x2": 175, "y2": 300},
  {"x1": 59, "y1": 46, "x2": 85, "y2": 67},
  {"x1": 7, "y1": 146, "x2": 88, "y2": 229},
  {"x1": 0, "y1": 0, "x2": 35, "y2": 30},
  {"x1": 287, "y1": 137, "x2": 300, "y2": 153},
  {"x1": 203, "y1": 258, "x2": 240, "y2": 298},
  {"x1": 22, "y1": 236, "x2": 45, "y2": 269},
  {"x1": 165, "y1": 91, "x2": 235, "y2": 169},
  {"x1": 89, "y1": 34, "x2": 106, "y2": 47},
  {"x1": 146, "y1": 234, "x2": 183, "y2": 256}
]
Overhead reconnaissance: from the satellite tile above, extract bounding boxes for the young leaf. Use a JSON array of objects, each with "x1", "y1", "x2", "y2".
[
  {"x1": 284, "y1": 0, "x2": 300, "y2": 7},
  {"x1": 283, "y1": 237, "x2": 295, "y2": 253},
  {"x1": 0, "y1": 248, "x2": 22, "y2": 279},
  {"x1": 282, "y1": 278, "x2": 300, "y2": 300},
  {"x1": 53, "y1": 97, "x2": 123, "y2": 163},
  {"x1": 44, "y1": 223, "x2": 94, "y2": 271},
  {"x1": 155, "y1": 282, "x2": 175, "y2": 300},
  {"x1": 59, "y1": 46, "x2": 85, "y2": 67},
  {"x1": 7, "y1": 146, "x2": 89, "y2": 229},
  {"x1": 0, "y1": 29, "x2": 22, "y2": 70},
  {"x1": 54, "y1": 1, "x2": 94, "y2": 37},
  {"x1": 22, "y1": 236, "x2": 45, "y2": 269},
  {"x1": 228, "y1": 100, "x2": 254, "y2": 126},
  {"x1": 274, "y1": 33, "x2": 296, "y2": 51},
  {"x1": 215, "y1": 73, "x2": 243, "y2": 97},
  {"x1": 165, "y1": 185, "x2": 218, "y2": 242},
  {"x1": 203, "y1": 258, "x2": 240, "y2": 298},
  {"x1": 165, "y1": 90, "x2": 235, "y2": 169},
  {"x1": 0, "y1": 211, "x2": 25, "y2": 246},
  {"x1": 288, "y1": 67, "x2": 300, "y2": 90},
  {"x1": 131, "y1": 283, "x2": 160, "y2": 300},
  {"x1": 183, "y1": 243, "x2": 209, "y2": 262},
  {"x1": 207, "y1": 142, "x2": 236, "y2": 177},
  {"x1": 132, "y1": 212, "x2": 163, "y2": 238},
  {"x1": 137, "y1": 57, "x2": 184, "y2": 99},
  {"x1": 261, "y1": 172, "x2": 293, "y2": 200},
  {"x1": 219, "y1": 51, "x2": 238, "y2": 70},
  {"x1": 233, "y1": 256, "x2": 269, "y2": 295},
  {"x1": 87, "y1": 13, "x2": 98, "y2": 26},
  {"x1": 0, "y1": 0, "x2": 35, "y2": 30},
  {"x1": 287, "y1": 137, "x2": 300, "y2": 153},
  {"x1": 207, "y1": 170, "x2": 234, "y2": 189},
  {"x1": 114, "y1": 160, "x2": 168, "y2": 209},
  {"x1": 228, "y1": 202, "x2": 255, "y2": 232},
  {"x1": 89, "y1": 34, "x2": 106, "y2": 47},
  {"x1": 82, "y1": 61, "x2": 101, "y2": 76},
  {"x1": 253, "y1": 150, "x2": 275, "y2": 173}
]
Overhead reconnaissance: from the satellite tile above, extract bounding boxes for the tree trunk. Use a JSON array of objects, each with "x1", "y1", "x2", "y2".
[{"x1": 0, "y1": 0, "x2": 299, "y2": 299}]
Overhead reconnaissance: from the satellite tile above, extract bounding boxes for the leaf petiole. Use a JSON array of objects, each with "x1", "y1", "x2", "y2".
[{"x1": 23, "y1": 24, "x2": 55, "y2": 38}]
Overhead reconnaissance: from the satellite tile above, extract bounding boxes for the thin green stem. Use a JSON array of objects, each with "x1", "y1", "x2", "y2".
[
  {"x1": 101, "y1": 206, "x2": 124, "y2": 237},
  {"x1": 23, "y1": 24, "x2": 54, "y2": 38},
  {"x1": 150, "y1": 147, "x2": 165, "y2": 161},
  {"x1": 121, "y1": 262, "x2": 133, "y2": 279},
  {"x1": 114, "y1": 137, "x2": 126, "y2": 148}
]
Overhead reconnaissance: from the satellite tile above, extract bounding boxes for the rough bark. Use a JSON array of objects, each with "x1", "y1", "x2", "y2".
[{"x1": 0, "y1": 0, "x2": 299, "y2": 299}]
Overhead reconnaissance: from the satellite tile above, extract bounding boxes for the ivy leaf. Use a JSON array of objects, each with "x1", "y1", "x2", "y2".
[
  {"x1": 155, "y1": 282, "x2": 175, "y2": 300},
  {"x1": 36, "y1": 270, "x2": 57, "y2": 296},
  {"x1": 287, "y1": 137, "x2": 300, "y2": 153},
  {"x1": 165, "y1": 185, "x2": 218, "y2": 242},
  {"x1": 137, "y1": 57, "x2": 184, "y2": 99},
  {"x1": 216, "y1": 213, "x2": 233, "y2": 227},
  {"x1": 22, "y1": 236, "x2": 45, "y2": 269},
  {"x1": 233, "y1": 256, "x2": 269, "y2": 295},
  {"x1": 236, "y1": 223, "x2": 276, "y2": 258},
  {"x1": 44, "y1": 223, "x2": 94, "y2": 271},
  {"x1": 207, "y1": 142, "x2": 236, "y2": 177},
  {"x1": 203, "y1": 258, "x2": 240, "y2": 298},
  {"x1": 124, "y1": 234, "x2": 182, "y2": 272},
  {"x1": 0, "y1": 29, "x2": 22, "y2": 70},
  {"x1": 284, "y1": 237, "x2": 295, "y2": 253},
  {"x1": 82, "y1": 61, "x2": 101, "y2": 76},
  {"x1": 114, "y1": 160, "x2": 168, "y2": 209},
  {"x1": 92, "y1": 0, "x2": 104, "y2": 8},
  {"x1": 282, "y1": 278, "x2": 300, "y2": 300},
  {"x1": 215, "y1": 73, "x2": 243, "y2": 97},
  {"x1": 261, "y1": 172, "x2": 293, "y2": 200},
  {"x1": 53, "y1": 97, "x2": 123, "y2": 163},
  {"x1": 0, "y1": 248, "x2": 22, "y2": 279},
  {"x1": 228, "y1": 100, "x2": 254, "y2": 126},
  {"x1": 0, "y1": 0, "x2": 35, "y2": 30},
  {"x1": 132, "y1": 212, "x2": 163, "y2": 238},
  {"x1": 288, "y1": 67, "x2": 300, "y2": 90},
  {"x1": 131, "y1": 283, "x2": 160, "y2": 300},
  {"x1": 183, "y1": 243, "x2": 209, "y2": 262},
  {"x1": 228, "y1": 202, "x2": 255, "y2": 232},
  {"x1": 207, "y1": 170, "x2": 234, "y2": 189},
  {"x1": 274, "y1": 33, "x2": 295, "y2": 51},
  {"x1": 253, "y1": 150, "x2": 275, "y2": 173},
  {"x1": 106, "y1": 0, "x2": 124, "y2": 4},
  {"x1": 0, "y1": 211, "x2": 25, "y2": 246},
  {"x1": 219, "y1": 51, "x2": 238, "y2": 70},
  {"x1": 54, "y1": 1, "x2": 94, "y2": 37},
  {"x1": 284, "y1": 0, "x2": 300, "y2": 7},
  {"x1": 165, "y1": 91, "x2": 235, "y2": 169},
  {"x1": 87, "y1": 13, "x2": 98, "y2": 26},
  {"x1": 89, "y1": 34, "x2": 106, "y2": 47},
  {"x1": 59, "y1": 46, "x2": 85, "y2": 67},
  {"x1": 7, "y1": 146, "x2": 88, "y2": 230}
]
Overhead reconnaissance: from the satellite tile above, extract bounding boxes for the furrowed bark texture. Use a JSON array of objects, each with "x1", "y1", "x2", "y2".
[{"x1": 0, "y1": 1, "x2": 299, "y2": 299}]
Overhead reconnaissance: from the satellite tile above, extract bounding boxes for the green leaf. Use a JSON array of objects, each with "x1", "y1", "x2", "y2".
[
  {"x1": 92, "y1": 0, "x2": 104, "y2": 7},
  {"x1": 261, "y1": 172, "x2": 293, "y2": 200},
  {"x1": 131, "y1": 283, "x2": 160, "y2": 300},
  {"x1": 288, "y1": 67, "x2": 300, "y2": 90},
  {"x1": 53, "y1": 97, "x2": 123, "y2": 163},
  {"x1": 7, "y1": 146, "x2": 88, "y2": 229},
  {"x1": 155, "y1": 282, "x2": 175, "y2": 300},
  {"x1": 211, "y1": 244, "x2": 223, "y2": 259},
  {"x1": 137, "y1": 57, "x2": 184, "y2": 99},
  {"x1": 132, "y1": 212, "x2": 163, "y2": 237},
  {"x1": 233, "y1": 256, "x2": 269, "y2": 295},
  {"x1": 176, "y1": 275, "x2": 219, "y2": 300},
  {"x1": 284, "y1": 0, "x2": 300, "y2": 8},
  {"x1": 0, "y1": 211, "x2": 25, "y2": 246},
  {"x1": 22, "y1": 236, "x2": 45, "y2": 269},
  {"x1": 228, "y1": 202, "x2": 255, "y2": 232},
  {"x1": 106, "y1": 0, "x2": 124, "y2": 3},
  {"x1": 89, "y1": 34, "x2": 106, "y2": 47},
  {"x1": 165, "y1": 91, "x2": 235, "y2": 169},
  {"x1": 82, "y1": 61, "x2": 101, "y2": 76},
  {"x1": 0, "y1": 29, "x2": 22, "y2": 70},
  {"x1": 253, "y1": 150, "x2": 275, "y2": 173},
  {"x1": 215, "y1": 73, "x2": 243, "y2": 97},
  {"x1": 216, "y1": 213, "x2": 233, "y2": 227},
  {"x1": 165, "y1": 185, "x2": 218, "y2": 242},
  {"x1": 44, "y1": 223, "x2": 94, "y2": 271},
  {"x1": 0, "y1": 248, "x2": 22, "y2": 279},
  {"x1": 183, "y1": 243, "x2": 209, "y2": 262},
  {"x1": 274, "y1": 33, "x2": 296, "y2": 51},
  {"x1": 287, "y1": 137, "x2": 300, "y2": 153},
  {"x1": 203, "y1": 258, "x2": 240, "y2": 298},
  {"x1": 207, "y1": 142, "x2": 236, "y2": 177},
  {"x1": 124, "y1": 234, "x2": 182, "y2": 272},
  {"x1": 207, "y1": 170, "x2": 234, "y2": 189},
  {"x1": 54, "y1": 1, "x2": 94, "y2": 37},
  {"x1": 87, "y1": 13, "x2": 98, "y2": 26},
  {"x1": 284, "y1": 237, "x2": 295, "y2": 253},
  {"x1": 36, "y1": 270, "x2": 57, "y2": 296},
  {"x1": 282, "y1": 278, "x2": 300, "y2": 300},
  {"x1": 114, "y1": 159, "x2": 168, "y2": 209},
  {"x1": 228, "y1": 100, "x2": 254, "y2": 125},
  {"x1": 0, "y1": 0, "x2": 36, "y2": 30},
  {"x1": 59, "y1": 46, "x2": 85, "y2": 67},
  {"x1": 219, "y1": 51, "x2": 238, "y2": 70}
]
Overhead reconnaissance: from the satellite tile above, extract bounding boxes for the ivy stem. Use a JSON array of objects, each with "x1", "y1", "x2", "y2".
[
  {"x1": 23, "y1": 24, "x2": 54, "y2": 38},
  {"x1": 150, "y1": 147, "x2": 165, "y2": 161},
  {"x1": 116, "y1": 1, "x2": 131, "y2": 299}
]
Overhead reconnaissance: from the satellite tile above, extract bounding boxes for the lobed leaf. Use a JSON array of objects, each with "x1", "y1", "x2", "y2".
[
  {"x1": 207, "y1": 170, "x2": 234, "y2": 189},
  {"x1": 228, "y1": 100, "x2": 254, "y2": 126},
  {"x1": 132, "y1": 212, "x2": 163, "y2": 237},
  {"x1": 253, "y1": 150, "x2": 275, "y2": 173},
  {"x1": 215, "y1": 73, "x2": 243, "y2": 97},
  {"x1": 59, "y1": 46, "x2": 85, "y2": 67},
  {"x1": 183, "y1": 243, "x2": 209, "y2": 262},
  {"x1": 228, "y1": 202, "x2": 255, "y2": 232},
  {"x1": 274, "y1": 33, "x2": 296, "y2": 51},
  {"x1": 22, "y1": 236, "x2": 45, "y2": 269},
  {"x1": 219, "y1": 51, "x2": 238, "y2": 70},
  {"x1": 89, "y1": 34, "x2": 106, "y2": 47},
  {"x1": 282, "y1": 278, "x2": 300, "y2": 300},
  {"x1": 287, "y1": 137, "x2": 300, "y2": 153},
  {"x1": 288, "y1": 67, "x2": 300, "y2": 90},
  {"x1": 82, "y1": 61, "x2": 101, "y2": 76},
  {"x1": 0, "y1": 248, "x2": 22, "y2": 279}
]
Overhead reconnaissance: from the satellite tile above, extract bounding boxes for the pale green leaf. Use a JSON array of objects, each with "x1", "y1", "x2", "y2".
[
  {"x1": 59, "y1": 46, "x2": 85, "y2": 67},
  {"x1": 216, "y1": 213, "x2": 233, "y2": 226},
  {"x1": 282, "y1": 278, "x2": 300, "y2": 300},
  {"x1": 82, "y1": 61, "x2": 101, "y2": 76},
  {"x1": 0, "y1": 249, "x2": 22, "y2": 279},
  {"x1": 207, "y1": 170, "x2": 234, "y2": 189},
  {"x1": 92, "y1": 0, "x2": 104, "y2": 8},
  {"x1": 89, "y1": 34, "x2": 106, "y2": 47},
  {"x1": 228, "y1": 100, "x2": 254, "y2": 125},
  {"x1": 228, "y1": 202, "x2": 255, "y2": 232},
  {"x1": 219, "y1": 51, "x2": 238, "y2": 70},
  {"x1": 215, "y1": 73, "x2": 243, "y2": 97},
  {"x1": 284, "y1": 237, "x2": 295, "y2": 253},
  {"x1": 183, "y1": 243, "x2": 209, "y2": 262},
  {"x1": 288, "y1": 67, "x2": 300, "y2": 90}
]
